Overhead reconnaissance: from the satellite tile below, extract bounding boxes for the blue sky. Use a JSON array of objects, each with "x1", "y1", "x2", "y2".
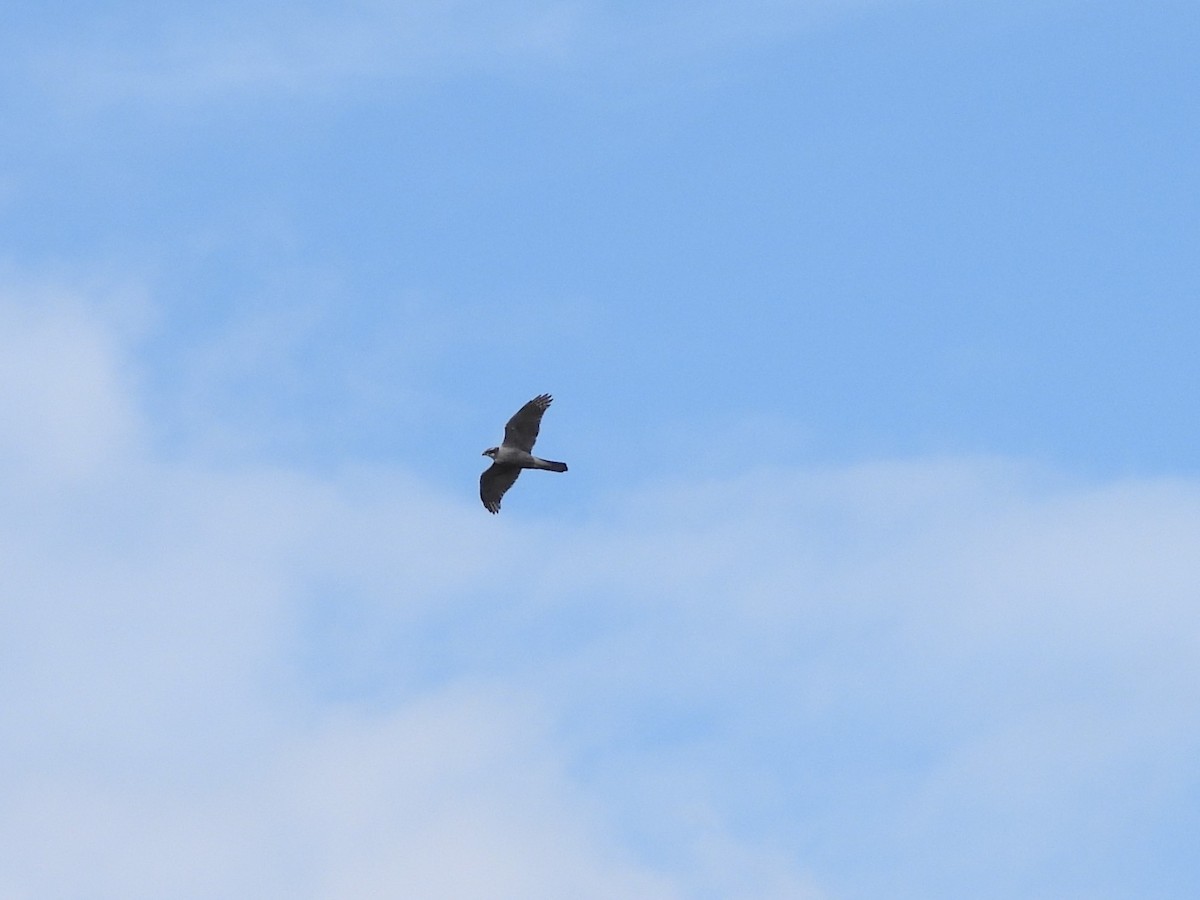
[{"x1": 1, "y1": 1, "x2": 1198, "y2": 897}]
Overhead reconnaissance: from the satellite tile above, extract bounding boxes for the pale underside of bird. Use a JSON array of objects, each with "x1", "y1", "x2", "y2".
[{"x1": 480, "y1": 393, "x2": 568, "y2": 514}]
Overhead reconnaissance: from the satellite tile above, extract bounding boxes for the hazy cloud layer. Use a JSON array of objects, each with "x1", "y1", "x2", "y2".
[{"x1": 2, "y1": 285, "x2": 1197, "y2": 898}]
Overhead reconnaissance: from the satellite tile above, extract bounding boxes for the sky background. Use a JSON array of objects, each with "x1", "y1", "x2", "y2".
[{"x1": 1, "y1": 1, "x2": 1198, "y2": 897}]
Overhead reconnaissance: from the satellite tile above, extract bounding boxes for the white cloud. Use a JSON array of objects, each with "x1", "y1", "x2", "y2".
[
  {"x1": 0, "y1": 282, "x2": 1197, "y2": 897},
  {"x1": 0, "y1": 286, "x2": 144, "y2": 483}
]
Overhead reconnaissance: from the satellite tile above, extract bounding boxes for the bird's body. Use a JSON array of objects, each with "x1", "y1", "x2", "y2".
[
  {"x1": 480, "y1": 393, "x2": 568, "y2": 513},
  {"x1": 491, "y1": 445, "x2": 558, "y2": 468}
]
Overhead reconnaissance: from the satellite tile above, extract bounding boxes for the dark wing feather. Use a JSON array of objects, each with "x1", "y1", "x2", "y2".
[
  {"x1": 480, "y1": 463, "x2": 521, "y2": 514},
  {"x1": 502, "y1": 393, "x2": 553, "y2": 453}
]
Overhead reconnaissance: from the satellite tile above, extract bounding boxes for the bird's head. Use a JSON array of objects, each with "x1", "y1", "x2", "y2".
[{"x1": 482, "y1": 447, "x2": 499, "y2": 459}]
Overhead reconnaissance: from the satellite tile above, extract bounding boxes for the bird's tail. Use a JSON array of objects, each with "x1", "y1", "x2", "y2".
[{"x1": 535, "y1": 458, "x2": 568, "y2": 472}]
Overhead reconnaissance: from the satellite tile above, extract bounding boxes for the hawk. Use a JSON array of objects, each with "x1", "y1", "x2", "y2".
[{"x1": 480, "y1": 393, "x2": 568, "y2": 514}]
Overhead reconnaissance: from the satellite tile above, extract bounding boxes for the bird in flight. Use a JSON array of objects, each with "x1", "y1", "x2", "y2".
[{"x1": 480, "y1": 393, "x2": 568, "y2": 514}]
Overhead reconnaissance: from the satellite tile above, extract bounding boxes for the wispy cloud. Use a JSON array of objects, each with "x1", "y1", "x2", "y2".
[
  {"x1": 22, "y1": 0, "x2": 912, "y2": 107},
  {"x1": 27, "y1": 1, "x2": 587, "y2": 106}
]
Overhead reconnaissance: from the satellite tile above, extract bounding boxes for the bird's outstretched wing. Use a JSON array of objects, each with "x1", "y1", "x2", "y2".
[
  {"x1": 480, "y1": 463, "x2": 521, "y2": 514},
  {"x1": 502, "y1": 393, "x2": 553, "y2": 453}
]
